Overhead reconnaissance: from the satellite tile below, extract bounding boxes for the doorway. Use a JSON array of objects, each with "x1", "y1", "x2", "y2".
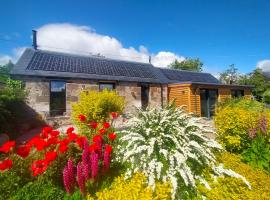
[
  {"x1": 141, "y1": 85, "x2": 149, "y2": 109},
  {"x1": 200, "y1": 89, "x2": 218, "y2": 118}
]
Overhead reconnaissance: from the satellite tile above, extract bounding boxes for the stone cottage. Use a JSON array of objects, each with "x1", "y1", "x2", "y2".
[{"x1": 11, "y1": 48, "x2": 252, "y2": 121}]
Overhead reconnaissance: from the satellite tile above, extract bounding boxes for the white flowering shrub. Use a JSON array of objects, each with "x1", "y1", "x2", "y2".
[{"x1": 117, "y1": 104, "x2": 250, "y2": 199}]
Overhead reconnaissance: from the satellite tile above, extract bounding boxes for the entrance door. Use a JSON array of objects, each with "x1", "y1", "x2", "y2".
[
  {"x1": 200, "y1": 89, "x2": 218, "y2": 118},
  {"x1": 141, "y1": 85, "x2": 149, "y2": 109}
]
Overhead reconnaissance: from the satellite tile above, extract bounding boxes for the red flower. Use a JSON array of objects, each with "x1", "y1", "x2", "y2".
[
  {"x1": 45, "y1": 151, "x2": 57, "y2": 163},
  {"x1": 108, "y1": 133, "x2": 117, "y2": 141},
  {"x1": 105, "y1": 145, "x2": 113, "y2": 154},
  {"x1": 98, "y1": 128, "x2": 106, "y2": 135},
  {"x1": 0, "y1": 141, "x2": 16, "y2": 153},
  {"x1": 41, "y1": 126, "x2": 53, "y2": 138},
  {"x1": 68, "y1": 132, "x2": 78, "y2": 141},
  {"x1": 89, "y1": 121, "x2": 98, "y2": 129},
  {"x1": 93, "y1": 135, "x2": 103, "y2": 143},
  {"x1": 59, "y1": 139, "x2": 70, "y2": 153},
  {"x1": 31, "y1": 160, "x2": 48, "y2": 176},
  {"x1": 35, "y1": 138, "x2": 48, "y2": 151},
  {"x1": 50, "y1": 130, "x2": 60, "y2": 137},
  {"x1": 0, "y1": 159, "x2": 13, "y2": 171},
  {"x1": 16, "y1": 145, "x2": 31, "y2": 158},
  {"x1": 89, "y1": 143, "x2": 98, "y2": 152},
  {"x1": 66, "y1": 127, "x2": 75, "y2": 134},
  {"x1": 110, "y1": 112, "x2": 119, "y2": 119},
  {"x1": 103, "y1": 122, "x2": 110, "y2": 129},
  {"x1": 76, "y1": 136, "x2": 87, "y2": 149},
  {"x1": 47, "y1": 137, "x2": 59, "y2": 145},
  {"x1": 78, "y1": 114, "x2": 86, "y2": 122}
]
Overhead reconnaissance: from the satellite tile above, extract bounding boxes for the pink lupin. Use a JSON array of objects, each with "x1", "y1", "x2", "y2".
[
  {"x1": 90, "y1": 151, "x2": 99, "y2": 179},
  {"x1": 77, "y1": 162, "x2": 86, "y2": 196}
]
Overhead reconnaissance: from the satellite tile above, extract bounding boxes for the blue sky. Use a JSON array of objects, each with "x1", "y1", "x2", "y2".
[{"x1": 1, "y1": 0, "x2": 270, "y2": 75}]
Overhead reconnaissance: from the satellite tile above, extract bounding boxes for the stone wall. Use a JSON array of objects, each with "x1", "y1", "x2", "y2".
[
  {"x1": 24, "y1": 79, "x2": 165, "y2": 120},
  {"x1": 25, "y1": 80, "x2": 50, "y2": 117}
]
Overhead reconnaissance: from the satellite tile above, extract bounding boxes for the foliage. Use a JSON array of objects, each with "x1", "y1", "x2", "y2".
[
  {"x1": 198, "y1": 152, "x2": 270, "y2": 200},
  {"x1": 10, "y1": 178, "x2": 65, "y2": 200},
  {"x1": 87, "y1": 173, "x2": 172, "y2": 200},
  {"x1": 117, "y1": 104, "x2": 249, "y2": 198},
  {"x1": 168, "y1": 58, "x2": 203, "y2": 72},
  {"x1": 262, "y1": 89, "x2": 270, "y2": 104},
  {"x1": 0, "y1": 61, "x2": 14, "y2": 82},
  {"x1": 0, "y1": 171, "x2": 25, "y2": 200},
  {"x1": 219, "y1": 64, "x2": 239, "y2": 84},
  {"x1": 214, "y1": 98, "x2": 269, "y2": 153},
  {"x1": 72, "y1": 89, "x2": 124, "y2": 135},
  {"x1": 239, "y1": 68, "x2": 270, "y2": 101}
]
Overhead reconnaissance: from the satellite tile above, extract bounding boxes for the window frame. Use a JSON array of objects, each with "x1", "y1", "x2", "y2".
[
  {"x1": 98, "y1": 82, "x2": 116, "y2": 91},
  {"x1": 49, "y1": 80, "x2": 66, "y2": 116},
  {"x1": 231, "y1": 89, "x2": 244, "y2": 98}
]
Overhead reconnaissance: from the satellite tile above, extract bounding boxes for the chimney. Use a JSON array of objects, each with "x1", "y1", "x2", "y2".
[
  {"x1": 149, "y1": 56, "x2": 151, "y2": 64},
  {"x1": 32, "y1": 30, "x2": 37, "y2": 50}
]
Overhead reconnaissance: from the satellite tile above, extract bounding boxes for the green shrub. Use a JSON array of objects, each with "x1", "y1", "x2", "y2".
[
  {"x1": 214, "y1": 98, "x2": 269, "y2": 153},
  {"x1": 10, "y1": 178, "x2": 65, "y2": 200},
  {"x1": 263, "y1": 89, "x2": 270, "y2": 104},
  {"x1": 0, "y1": 171, "x2": 25, "y2": 200},
  {"x1": 71, "y1": 89, "x2": 125, "y2": 135},
  {"x1": 198, "y1": 152, "x2": 270, "y2": 200}
]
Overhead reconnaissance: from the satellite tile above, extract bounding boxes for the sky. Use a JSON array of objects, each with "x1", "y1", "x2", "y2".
[{"x1": 1, "y1": 0, "x2": 270, "y2": 76}]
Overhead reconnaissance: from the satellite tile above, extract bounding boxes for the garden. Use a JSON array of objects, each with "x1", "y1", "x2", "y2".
[{"x1": 0, "y1": 87, "x2": 270, "y2": 199}]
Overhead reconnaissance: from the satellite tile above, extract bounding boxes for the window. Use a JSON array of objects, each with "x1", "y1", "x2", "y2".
[
  {"x1": 99, "y1": 83, "x2": 115, "y2": 91},
  {"x1": 141, "y1": 85, "x2": 149, "y2": 109},
  {"x1": 50, "y1": 81, "x2": 66, "y2": 116},
  {"x1": 231, "y1": 89, "x2": 244, "y2": 98}
]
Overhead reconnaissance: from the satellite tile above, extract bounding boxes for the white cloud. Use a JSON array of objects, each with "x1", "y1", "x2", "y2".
[
  {"x1": 35, "y1": 23, "x2": 184, "y2": 67},
  {"x1": 0, "y1": 47, "x2": 26, "y2": 65},
  {"x1": 257, "y1": 60, "x2": 270, "y2": 72},
  {"x1": 1, "y1": 23, "x2": 184, "y2": 67}
]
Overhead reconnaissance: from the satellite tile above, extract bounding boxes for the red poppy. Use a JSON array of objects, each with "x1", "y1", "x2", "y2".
[
  {"x1": 98, "y1": 128, "x2": 106, "y2": 135},
  {"x1": 47, "y1": 137, "x2": 59, "y2": 146},
  {"x1": 16, "y1": 145, "x2": 31, "y2": 158},
  {"x1": 89, "y1": 143, "x2": 99, "y2": 152},
  {"x1": 66, "y1": 127, "x2": 75, "y2": 134},
  {"x1": 59, "y1": 139, "x2": 69, "y2": 153},
  {"x1": 45, "y1": 151, "x2": 57, "y2": 163},
  {"x1": 89, "y1": 121, "x2": 98, "y2": 129},
  {"x1": 108, "y1": 133, "x2": 117, "y2": 141},
  {"x1": 34, "y1": 138, "x2": 48, "y2": 151},
  {"x1": 31, "y1": 160, "x2": 48, "y2": 176},
  {"x1": 0, "y1": 140, "x2": 16, "y2": 153},
  {"x1": 67, "y1": 132, "x2": 78, "y2": 141},
  {"x1": 103, "y1": 122, "x2": 111, "y2": 129},
  {"x1": 76, "y1": 136, "x2": 87, "y2": 149},
  {"x1": 50, "y1": 130, "x2": 60, "y2": 137},
  {"x1": 93, "y1": 135, "x2": 103, "y2": 143},
  {"x1": 110, "y1": 112, "x2": 119, "y2": 119},
  {"x1": 78, "y1": 114, "x2": 87, "y2": 122},
  {"x1": 0, "y1": 159, "x2": 13, "y2": 171},
  {"x1": 41, "y1": 126, "x2": 53, "y2": 138},
  {"x1": 105, "y1": 145, "x2": 113, "y2": 154}
]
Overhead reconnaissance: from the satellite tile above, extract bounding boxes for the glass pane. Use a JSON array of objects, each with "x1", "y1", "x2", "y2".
[
  {"x1": 141, "y1": 86, "x2": 149, "y2": 109},
  {"x1": 99, "y1": 83, "x2": 114, "y2": 91},
  {"x1": 50, "y1": 81, "x2": 66, "y2": 116},
  {"x1": 208, "y1": 90, "x2": 217, "y2": 117},
  {"x1": 200, "y1": 89, "x2": 207, "y2": 117}
]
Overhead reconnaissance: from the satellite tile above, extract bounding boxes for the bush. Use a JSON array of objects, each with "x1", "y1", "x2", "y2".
[
  {"x1": 72, "y1": 89, "x2": 124, "y2": 135},
  {"x1": 214, "y1": 98, "x2": 270, "y2": 153},
  {"x1": 263, "y1": 89, "x2": 270, "y2": 104},
  {"x1": 117, "y1": 104, "x2": 249, "y2": 199},
  {"x1": 87, "y1": 173, "x2": 172, "y2": 200},
  {"x1": 10, "y1": 178, "x2": 65, "y2": 200},
  {"x1": 198, "y1": 152, "x2": 270, "y2": 199}
]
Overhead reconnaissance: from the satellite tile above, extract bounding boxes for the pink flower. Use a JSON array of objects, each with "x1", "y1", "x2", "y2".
[
  {"x1": 90, "y1": 151, "x2": 99, "y2": 179},
  {"x1": 102, "y1": 149, "x2": 111, "y2": 173},
  {"x1": 63, "y1": 159, "x2": 76, "y2": 194},
  {"x1": 77, "y1": 162, "x2": 86, "y2": 196}
]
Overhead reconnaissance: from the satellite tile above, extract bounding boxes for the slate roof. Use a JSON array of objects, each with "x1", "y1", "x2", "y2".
[
  {"x1": 11, "y1": 48, "x2": 168, "y2": 84},
  {"x1": 159, "y1": 68, "x2": 221, "y2": 84},
  {"x1": 12, "y1": 48, "x2": 224, "y2": 85},
  {"x1": 263, "y1": 72, "x2": 270, "y2": 79}
]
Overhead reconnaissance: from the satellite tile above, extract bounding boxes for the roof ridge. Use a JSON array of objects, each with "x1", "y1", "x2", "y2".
[{"x1": 158, "y1": 67, "x2": 213, "y2": 75}]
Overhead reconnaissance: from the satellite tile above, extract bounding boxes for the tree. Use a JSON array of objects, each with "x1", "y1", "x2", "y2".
[
  {"x1": 242, "y1": 68, "x2": 270, "y2": 101},
  {"x1": 169, "y1": 58, "x2": 203, "y2": 72},
  {"x1": 0, "y1": 61, "x2": 14, "y2": 82},
  {"x1": 219, "y1": 64, "x2": 239, "y2": 84}
]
